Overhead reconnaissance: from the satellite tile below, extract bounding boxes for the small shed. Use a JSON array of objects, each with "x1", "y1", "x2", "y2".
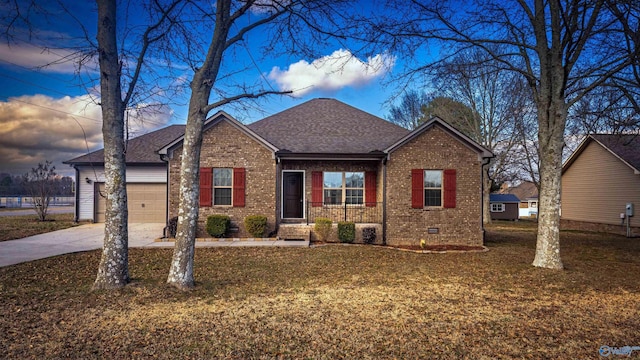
[{"x1": 489, "y1": 194, "x2": 520, "y2": 221}]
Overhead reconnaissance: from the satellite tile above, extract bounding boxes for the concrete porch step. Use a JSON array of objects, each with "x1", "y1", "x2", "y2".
[{"x1": 277, "y1": 224, "x2": 312, "y2": 242}]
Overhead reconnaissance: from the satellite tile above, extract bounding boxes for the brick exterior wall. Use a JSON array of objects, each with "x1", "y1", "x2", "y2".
[
  {"x1": 385, "y1": 126, "x2": 484, "y2": 246},
  {"x1": 168, "y1": 120, "x2": 276, "y2": 238}
]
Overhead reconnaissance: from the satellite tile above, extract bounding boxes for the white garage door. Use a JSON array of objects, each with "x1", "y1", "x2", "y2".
[{"x1": 95, "y1": 183, "x2": 166, "y2": 223}]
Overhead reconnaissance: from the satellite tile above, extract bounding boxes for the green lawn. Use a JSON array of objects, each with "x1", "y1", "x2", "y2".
[
  {"x1": 0, "y1": 213, "x2": 81, "y2": 241},
  {"x1": 1, "y1": 225, "x2": 639, "y2": 358}
]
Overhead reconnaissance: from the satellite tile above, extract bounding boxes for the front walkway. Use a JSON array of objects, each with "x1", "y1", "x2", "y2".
[{"x1": 0, "y1": 223, "x2": 308, "y2": 267}]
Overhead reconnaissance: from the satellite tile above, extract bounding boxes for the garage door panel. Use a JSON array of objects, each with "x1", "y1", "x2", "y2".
[{"x1": 96, "y1": 183, "x2": 166, "y2": 223}]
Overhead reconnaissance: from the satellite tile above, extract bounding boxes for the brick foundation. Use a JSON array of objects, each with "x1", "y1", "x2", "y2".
[{"x1": 561, "y1": 219, "x2": 639, "y2": 237}]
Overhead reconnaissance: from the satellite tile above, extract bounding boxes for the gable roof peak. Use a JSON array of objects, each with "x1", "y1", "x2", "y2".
[
  {"x1": 385, "y1": 116, "x2": 493, "y2": 158},
  {"x1": 247, "y1": 98, "x2": 409, "y2": 154},
  {"x1": 563, "y1": 133, "x2": 640, "y2": 174}
]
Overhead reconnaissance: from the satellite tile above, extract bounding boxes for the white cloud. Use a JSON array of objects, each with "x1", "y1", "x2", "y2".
[
  {"x1": 0, "y1": 43, "x2": 95, "y2": 74},
  {"x1": 268, "y1": 49, "x2": 395, "y2": 96},
  {"x1": 0, "y1": 94, "x2": 173, "y2": 176}
]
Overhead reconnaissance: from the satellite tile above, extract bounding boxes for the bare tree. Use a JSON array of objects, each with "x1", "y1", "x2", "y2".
[
  {"x1": 387, "y1": 90, "x2": 430, "y2": 129},
  {"x1": 2, "y1": 0, "x2": 182, "y2": 289},
  {"x1": 424, "y1": 50, "x2": 528, "y2": 224},
  {"x1": 22, "y1": 161, "x2": 56, "y2": 221},
  {"x1": 92, "y1": 0, "x2": 181, "y2": 290},
  {"x1": 166, "y1": 0, "x2": 349, "y2": 289},
  {"x1": 363, "y1": 0, "x2": 635, "y2": 269}
]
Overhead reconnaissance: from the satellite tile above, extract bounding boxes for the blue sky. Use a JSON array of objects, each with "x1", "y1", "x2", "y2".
[{"x1": 0, "y1": 1, "x2": 425, "y2": 177}]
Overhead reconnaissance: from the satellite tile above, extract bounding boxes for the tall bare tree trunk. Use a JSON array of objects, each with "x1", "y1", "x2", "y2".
[
  {"x1": 93, "y1": 0, "x2": 129, "y2": 289},
  {"x1": 532, "y1": 103, "x2": 566, "y2": 270},
  {"x1": 166, "y1": 4, "x2": 226, "y2": 288},
  {"x1": 166, "y1": 88, "x2": 209, "y2": 289}
]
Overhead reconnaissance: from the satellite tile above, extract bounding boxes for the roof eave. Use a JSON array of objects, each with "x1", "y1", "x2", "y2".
[
  {"x1": 562, "y1": 135, "x2": 640, "y2": 175},
  {"x1": 275, "y1": 151, "x2": 386, "y2": 161},
  {"x1": 63, "y1": 161, "x2": 166, "y2": 167}
]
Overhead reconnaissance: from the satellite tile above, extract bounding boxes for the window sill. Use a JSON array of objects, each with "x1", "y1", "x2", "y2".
[
  {"x1": 422, "y1": 207, "x2": 443, "y2": 211},
  {"x1": 323, "y1": 204, "x2": 365, "y2": 208}
]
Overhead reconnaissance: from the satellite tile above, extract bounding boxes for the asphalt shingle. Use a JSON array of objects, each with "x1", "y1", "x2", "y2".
[
  {"x1": 591, "y1": 134, "x2": 640, "y2": 172},
  {"x1": 64, "y1": 125, "x2": 185, "y2": 165},
  {"x1": 247, "y1": 98, "x2": 410, "y2": 153}
]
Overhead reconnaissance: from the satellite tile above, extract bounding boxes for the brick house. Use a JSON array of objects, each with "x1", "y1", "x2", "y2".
[{"x1": 160, "y1": 98, "x2": 493, "y2": 246}]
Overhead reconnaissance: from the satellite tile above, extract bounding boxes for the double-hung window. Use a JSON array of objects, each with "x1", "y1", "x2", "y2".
[
  {"x1": 423, "y1": 170, "x2": 442, "y2": 207},
  {"x1": 213, "y1": 168, "x2": 232, "y2": 205},
  {"x1": 323, "y1": 172, "x2": 364, "y2": 205}
]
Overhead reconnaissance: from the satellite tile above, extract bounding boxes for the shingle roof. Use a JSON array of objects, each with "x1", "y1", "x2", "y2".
[
  {"x1": 247, "y1": 98, "x2": 410, "y2": 153},
  {"x1": 490, "y1": 194, "x2": 520, "y2": 203},
  {"x1": 501, "y1": 181, "x2": 538, "y2": 201},
  {"x1": 64, "y1": 125, "x2": 185, "y2": 165},
  {"x1": 591, "y1": 134, "x2": 640, "y2": 172}
]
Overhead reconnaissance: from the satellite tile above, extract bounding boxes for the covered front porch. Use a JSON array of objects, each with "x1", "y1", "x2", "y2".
[
  {"x1": 276, "y1": 155, "x2": 385, "y2": 221},
  {"x1": 275, "y1": 154, "x2": 386, "y2": 243}
]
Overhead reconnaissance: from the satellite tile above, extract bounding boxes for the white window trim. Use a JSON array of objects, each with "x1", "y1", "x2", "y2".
[
  {"x1": 491, "y1": 203, "x2": 505, "y2": 212},
  {"x1": 323, "y1": 171, "x2": 365, "y2": 206},
  {"x1": 423, "y1": 169, "x2": 443, "y2": 208},
  {"x1": 213, "y1": 168, "x2": 233, "y2": 206}
]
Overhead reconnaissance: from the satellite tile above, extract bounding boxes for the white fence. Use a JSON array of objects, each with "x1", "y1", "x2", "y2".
[{"x1": 0, "y1": 196, "x2": 74, "y2": 208}]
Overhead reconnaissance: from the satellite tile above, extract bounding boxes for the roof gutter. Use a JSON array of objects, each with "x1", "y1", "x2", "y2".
[
  {"x1": 481, "y1": 154, "x2": 495, "y2": 244},
  {"x1": 274, "y1": 151, "x2": 386, "y2": 161}
]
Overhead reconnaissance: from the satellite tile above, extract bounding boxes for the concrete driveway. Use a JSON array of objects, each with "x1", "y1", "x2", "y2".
[
  {"x1": 0, "y1": 223, "x2": 166, "y2": 267},
  {"x1": 0, "y1": 223, "x2": 309, "y2": 267}
]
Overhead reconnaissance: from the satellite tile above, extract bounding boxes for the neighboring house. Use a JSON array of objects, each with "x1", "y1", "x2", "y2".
[
  {"x1": 489, "y1": 194, "x2": 520, "y2": 221},
  {"x1": 159, "y1": 98, "x2": 493, "y2": 246},
  {"x1": 561, "y1": 134, "x2": 639, "y2": 235},
  {"x1": 500, "y1": 181, "x2": 538, "y2": 218},
  {"x1": 64, "y1": 125, "x2": 185, "y2": 223}
]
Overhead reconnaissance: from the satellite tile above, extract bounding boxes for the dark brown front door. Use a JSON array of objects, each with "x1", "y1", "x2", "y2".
[{"x1": 283, "y1": 172, "x2": 303, "y2": 218}]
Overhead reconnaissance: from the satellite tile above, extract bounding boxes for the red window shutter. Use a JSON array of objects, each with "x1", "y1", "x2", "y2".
[
  {"x1": 233, "y1": 168, "x2": 245, "y2": 207},
  {"x1": 365, "y1": 171, "x2": 377, "y2": 207},
  {"x1": 411, "y1": 169, "x2": 424, "y2": 209},
  {"x1": 199, "y1": 167, "x2": 212, "y2": 207},
  {"x1": 443, "y1": 169, "x2": 456, "y2": 208},
  {"x1": 311, "y1": 171, "x2": 323, "y2": 207}
]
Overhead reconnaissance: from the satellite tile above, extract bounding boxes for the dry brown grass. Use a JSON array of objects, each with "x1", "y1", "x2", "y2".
[
  {"x1": 0, "y1": 213, "x2": 82, "y2": 242},
  {"x1": 1, "y1": 226, "x2": 639, "y2": 359}
]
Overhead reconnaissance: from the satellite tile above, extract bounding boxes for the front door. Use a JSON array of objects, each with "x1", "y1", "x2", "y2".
[{"x1": 283, "y1": 172, "x2": 303, "y2": 218}]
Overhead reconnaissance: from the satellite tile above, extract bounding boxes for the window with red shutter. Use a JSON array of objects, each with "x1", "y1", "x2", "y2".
[
  {"x1": 365, "y1": 171, "x2": 377, "y2": 207},
  {"x1": 199, "y1": 167, "x2": 213, "y2": 207},
  {"x1": 443, "y1": 169, "x2": 456, "y2": 208},
  {"x1": 233, "y1": 168, "x2": 245, "y2": 207},
  {"x1": 411, "y1": 169, "x2": 424, "y2": 208},
  {"x1": 311, "y1": 171, "x2": 323, "y2": 207}
]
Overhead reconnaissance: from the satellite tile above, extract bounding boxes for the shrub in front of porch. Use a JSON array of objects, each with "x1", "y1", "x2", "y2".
[
  {"x1": 206, "y1": 215, "x2": 231, "y2": 237},
  {"x1": 338, "y1": 221, "x2": 355, "y2": 243},
  {"x1": 244, "y1": 215, "x2": 268, "y2": 238},
  {"x1": 314, "y1": 218, "x2": 333, "y2": 242}
]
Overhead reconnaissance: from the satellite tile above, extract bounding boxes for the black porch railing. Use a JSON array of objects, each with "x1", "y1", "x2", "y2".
[{"x1": 306, "y1": 202, "x2": 382, "y2": 224}]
